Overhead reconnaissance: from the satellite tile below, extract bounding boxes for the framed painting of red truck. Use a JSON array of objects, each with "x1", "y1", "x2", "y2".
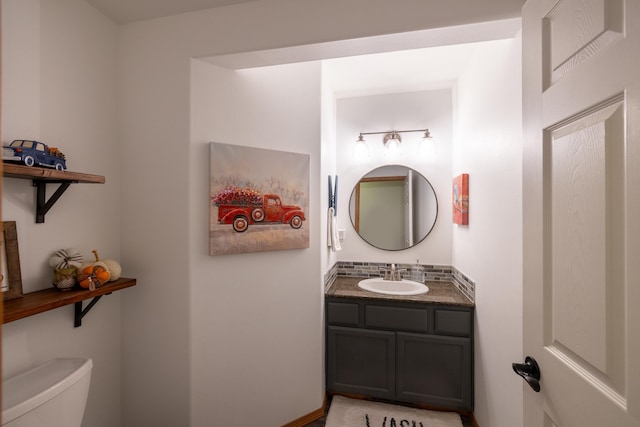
[{"x1": 209, "y1": 142, "x2": 310, "y2": 255}]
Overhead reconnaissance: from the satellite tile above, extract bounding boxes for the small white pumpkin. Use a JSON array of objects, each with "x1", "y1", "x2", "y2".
[
  {"x1": 103, "y1": 259, "x2": 122, "y2": 281},
  {"x1": 48, "y1": 248, "x2": 84, "y2": 270}
]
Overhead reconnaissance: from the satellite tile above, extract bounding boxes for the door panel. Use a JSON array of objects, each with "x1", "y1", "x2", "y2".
[
  {"x1": 542, "y1": 0, "x2": 637, "y2": 129},
  {"x1": 546, "y1": 99, "x2": 625, "y2": 386},
  {"x1": 545, "y1": 0, "x2": 624, "y2": 85},
  {"x1": 523, "y1": 0, "x2": 640, "y2": 425},
  {"x1": 543, "y1": 95, "x2": 631, "y2": 427}
]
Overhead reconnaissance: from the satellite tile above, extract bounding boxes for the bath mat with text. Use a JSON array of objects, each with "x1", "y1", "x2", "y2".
[{"x1": 325, "y1": 395, "x2": 463, "y2": 427}]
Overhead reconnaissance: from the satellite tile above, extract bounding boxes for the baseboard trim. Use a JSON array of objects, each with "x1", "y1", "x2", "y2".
[{"x1": 281, "y1": 396, "x2": 327, "y2": 427}]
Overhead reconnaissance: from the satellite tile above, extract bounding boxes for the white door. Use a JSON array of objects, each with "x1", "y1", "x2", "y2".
[{"x1": 522, "y1": 0, "x2": 640, "y2": 426}]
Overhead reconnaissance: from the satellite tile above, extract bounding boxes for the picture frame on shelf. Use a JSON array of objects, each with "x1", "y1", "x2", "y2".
[{"x1": 2, "y1": 221, "x2": 24, "y2": 300}]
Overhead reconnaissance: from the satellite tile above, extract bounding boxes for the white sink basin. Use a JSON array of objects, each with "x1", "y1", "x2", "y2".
[{"x1": 357, "y1": 278, "x2": 429, "y2": 296}]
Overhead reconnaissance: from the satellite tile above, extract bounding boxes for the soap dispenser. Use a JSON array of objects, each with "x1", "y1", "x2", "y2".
[{"x1": 410, "y1": 260, "x2": 425, "y2": 282}]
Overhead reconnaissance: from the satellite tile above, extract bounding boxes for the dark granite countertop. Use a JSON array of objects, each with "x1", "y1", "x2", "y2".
[{"x1": 326, "y1": 276, "x2": 474, "y2": 307}]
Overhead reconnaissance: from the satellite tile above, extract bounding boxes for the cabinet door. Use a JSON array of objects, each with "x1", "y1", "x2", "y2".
[
  {"x1": 326, "y1": 326, "x2": 395, "y2": 399},
  {"x1": 396, "y1": 332, "x2": 472, "y2": 411}
]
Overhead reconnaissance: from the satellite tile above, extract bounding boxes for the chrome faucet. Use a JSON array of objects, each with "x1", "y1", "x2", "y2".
[{"x1": 383, "y1": 263, "x2": 404, "y2": 281}]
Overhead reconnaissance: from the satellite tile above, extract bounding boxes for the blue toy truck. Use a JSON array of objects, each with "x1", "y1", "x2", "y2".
[{"x1": 3, "y1": 139, "x2": 67, "y2": 170}]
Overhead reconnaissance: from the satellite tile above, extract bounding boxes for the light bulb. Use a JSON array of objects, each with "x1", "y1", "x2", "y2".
[
  {"x1": 353, "y1": 135, "x2": 369, "y2": 159},
  {"x1": 417, "y1": 137, "x2": 435, "y2": 157},
  {"x1": 383, "y1": 132, "x2": 402, "y2": 156}
]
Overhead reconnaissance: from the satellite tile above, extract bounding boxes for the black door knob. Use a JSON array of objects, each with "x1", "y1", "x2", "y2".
[{"x1": 512, "y1": 356, "x2": 541, "y2": 392}]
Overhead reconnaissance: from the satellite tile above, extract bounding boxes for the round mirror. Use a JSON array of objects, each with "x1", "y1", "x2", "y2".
[{"x1": 349, "y1": 165, "x2": 438, "y2": 251}]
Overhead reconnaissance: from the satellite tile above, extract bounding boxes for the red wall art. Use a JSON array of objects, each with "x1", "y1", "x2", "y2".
[
  {"x1": 209, "y1": 142, "x2": 309, "y2": 255},
  {"x1": 452, "y1": 173, "x2": 469, "y2": 225}
]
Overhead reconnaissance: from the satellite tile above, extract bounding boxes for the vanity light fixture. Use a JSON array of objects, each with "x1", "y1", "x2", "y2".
[
  {"x1": 417, "y1": 129, "x2": 435, "y2": 156},
  {"x1": 382, "y1": 131, "x2": 402, "y2": 152},
  {"x1": 353, "y1": 134, "x2": 370, "y2": 159},
  {"x1": 354, "y1": 128, "x2": 433, "y2": 157}
]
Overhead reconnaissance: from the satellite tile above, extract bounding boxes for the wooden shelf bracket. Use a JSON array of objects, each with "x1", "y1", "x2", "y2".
[
  {"x1": 3, "y1": 163, "x2": 106, "y2": 224},
  {"x1": 74, "y1": 294, "x2": 105, "y2": 327},
  {"x1": 34, "y1": 180, "x2": 73, "y2": 223}
]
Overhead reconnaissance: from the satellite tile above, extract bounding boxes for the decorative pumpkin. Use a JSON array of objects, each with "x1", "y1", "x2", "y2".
[
  {"x1": 52, "y1": 266, "x2": 78, "y2": 291},
  {"x1": 83, "y1": 250, "x2": 121, "y2": 281},
  {"x1": 78, "y1": 250, "x2": 111, "y2": 290},
  {"x1": 48, "y1": 248, "x2": 84, "y2": 270},
  {"x1": 103, "y1": 259, "x2": 122, "y2": 281}
]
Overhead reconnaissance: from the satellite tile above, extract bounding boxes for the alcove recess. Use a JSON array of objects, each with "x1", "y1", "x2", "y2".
[{"x1": 3, "y1": 163, "x2": 137, "y2": 327}]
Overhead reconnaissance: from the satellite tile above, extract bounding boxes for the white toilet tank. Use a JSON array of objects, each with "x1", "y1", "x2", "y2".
[{"x1": 2, "y1": 358, "x2": 93, "y2": 427}]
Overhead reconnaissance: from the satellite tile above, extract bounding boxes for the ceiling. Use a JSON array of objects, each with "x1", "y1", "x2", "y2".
[
  {"x1": 86, "y1": 0, "x2": 525, "y2": 26},
  {"x1": 204, "y1": 18, "x2": 521, "y2": 96},
  {"x1": 83, "y1": 0, "x2": 522, "y2": 96},
  {"x1": 323, "y1": 43, "x2": 481, "y2": 97},
  {"x1": 85, "y1": 0, "x2": 259, "y2": 24}
]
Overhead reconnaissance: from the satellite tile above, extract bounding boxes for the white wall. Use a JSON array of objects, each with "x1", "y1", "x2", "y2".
[
  {"x1": 321, "y1": 63, "x2": 339, "y2": 278},
  {"x1": 0, "y1": 1, "x2": 524, "y2": 425},
  {"x1": 117, "y1": 3, "x2": 524, "y2": 425},
  {"x1": 116, "y1": 3, "x2": 332, "y2": 422},
  {"x1": 1, "y1": 0, "x2": 122, "y2": 426},
  {"x1": 335, "y1": 90, "x2": 453, "y2": 265},
  {"x1": 189, "y1": 59, "x2": 323, "y2": 425},
  {"x1": 453, "y1": 36, "x2": 524, "y2": 427}
]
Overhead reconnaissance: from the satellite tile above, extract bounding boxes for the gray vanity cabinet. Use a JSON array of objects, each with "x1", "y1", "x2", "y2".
[
  {"x1": 326, "y1": 297, "x2": 474, "y2": 411},
  {"x1": 327, "y1": 326, "x2": 396, "y2": 399},
  {"x1": 396, "y1": 332, "x2": 472, "y2": 408}
]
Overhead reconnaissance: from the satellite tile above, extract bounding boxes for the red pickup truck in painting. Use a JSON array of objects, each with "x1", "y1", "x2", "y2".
[{"x1": 213, "y1": 187, "x2": 305, "y2": 232}]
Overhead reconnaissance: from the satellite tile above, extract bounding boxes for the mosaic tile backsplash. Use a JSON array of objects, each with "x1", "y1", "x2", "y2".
[{"x1": 324, "y1": 261, "x2": 475, "y2": 303}]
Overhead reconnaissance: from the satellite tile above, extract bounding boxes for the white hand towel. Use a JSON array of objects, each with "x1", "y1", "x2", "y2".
[
  {"x1": 327, "y1": 207, "x2": 333, "y2": 247},
  {"x1": 328, "y1": 207, "x2": 341, "y2": 251}
]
